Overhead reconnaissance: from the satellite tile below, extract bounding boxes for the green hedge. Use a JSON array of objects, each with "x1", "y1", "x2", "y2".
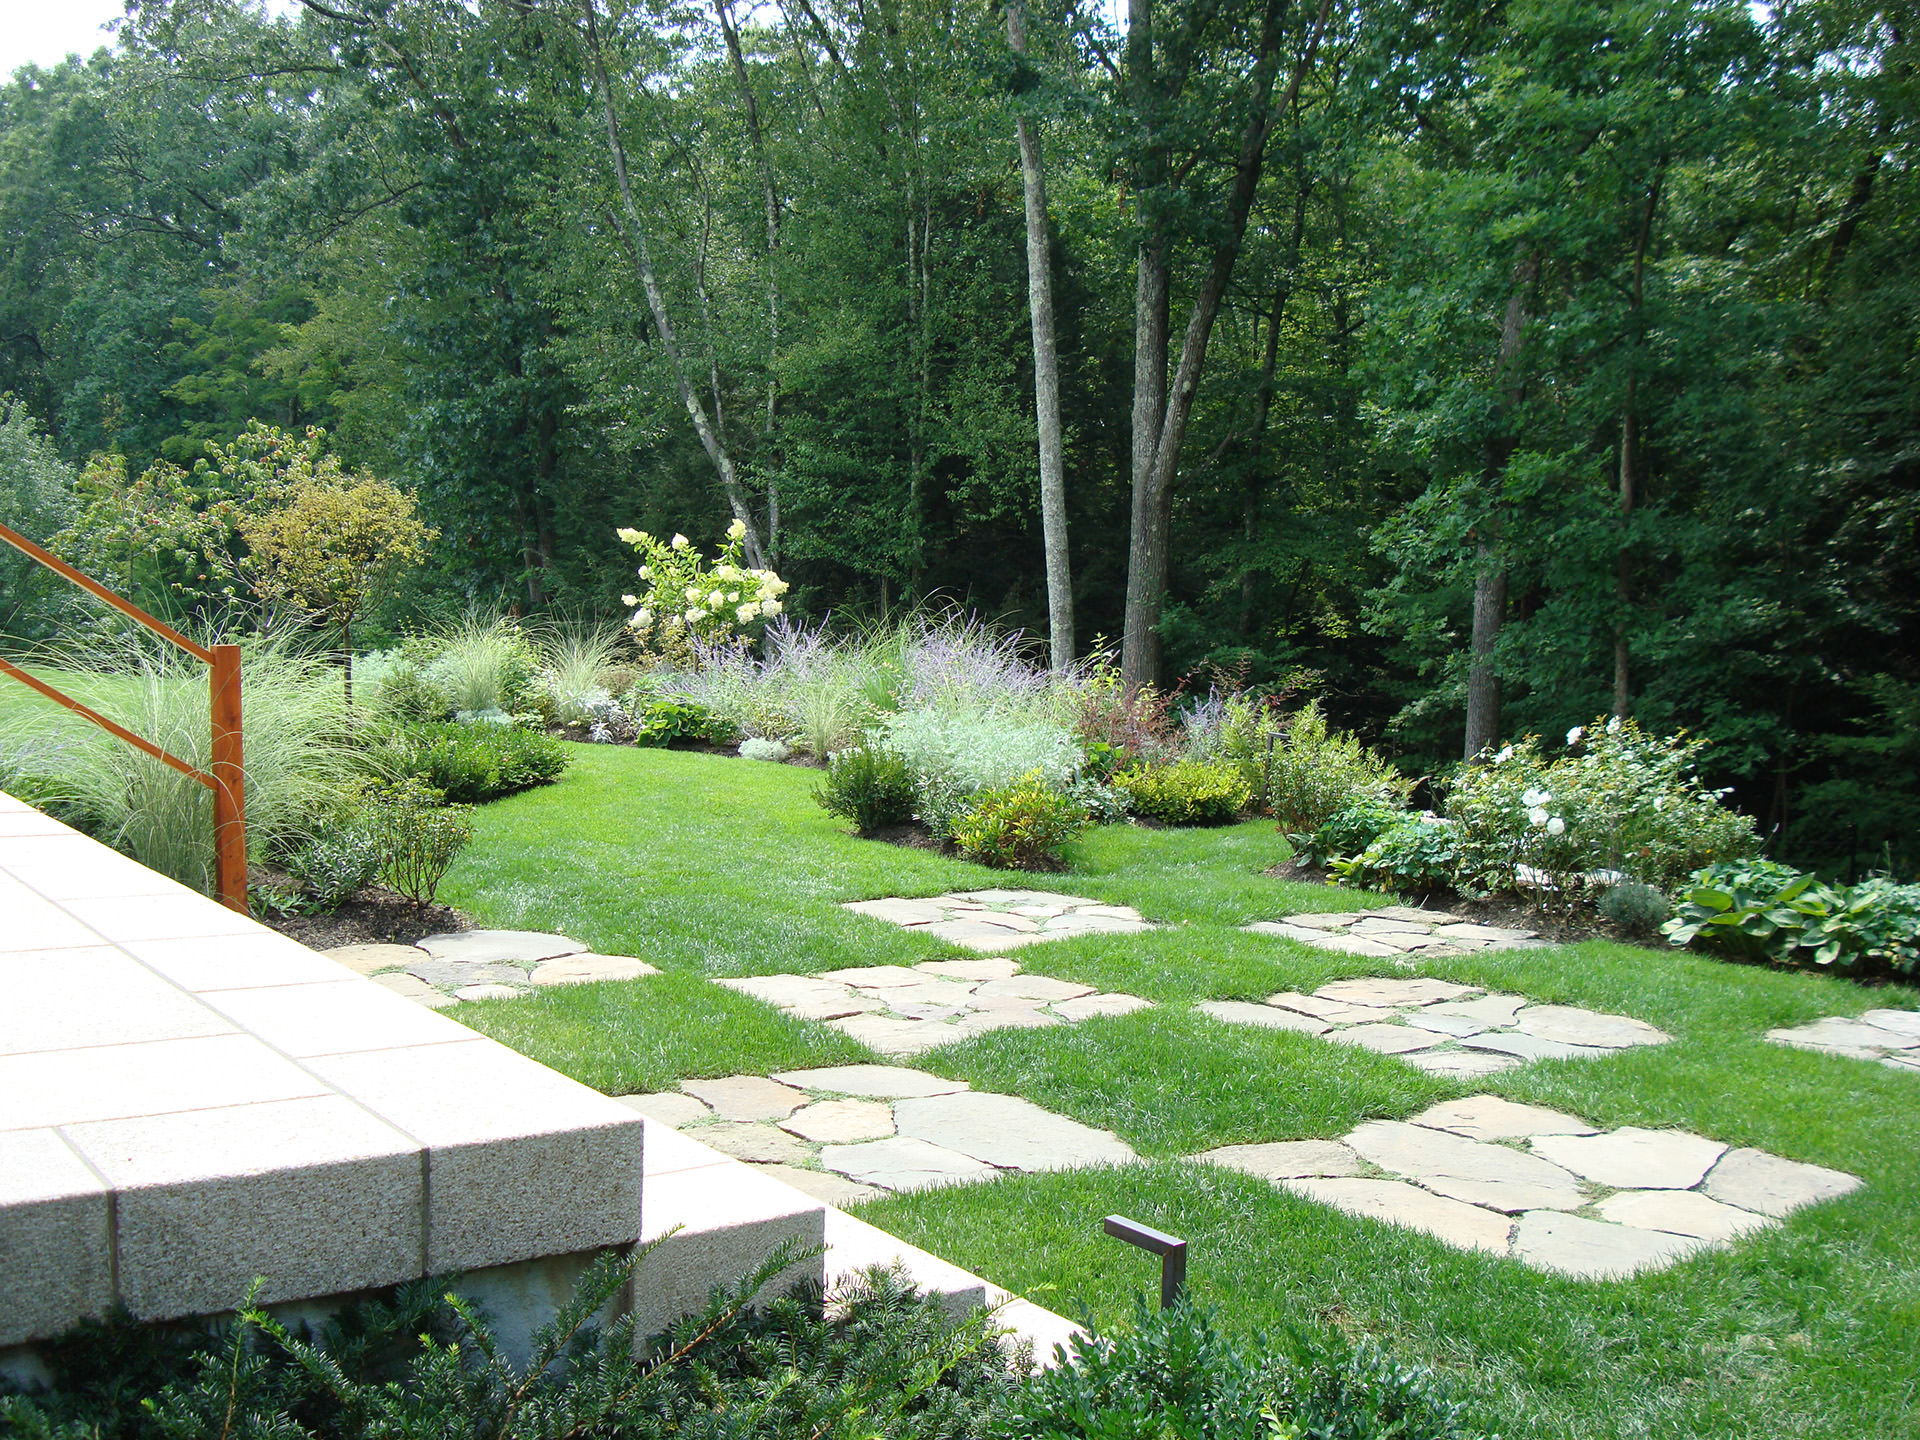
[{"x1": 391, "y1": 721, "x2": 569, "y2": 803}]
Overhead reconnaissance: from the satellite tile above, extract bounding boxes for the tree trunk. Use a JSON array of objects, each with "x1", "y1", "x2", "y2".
[
  {"x1": 1006, "y1": 0, "x2": 1073, "y2": 672},
  {"x1": 1613, "y1": 167, "x2": 1662, "y2": 720},
  {"x1": 1120, "y1": 0, "x2": 1327, "y2": 691},
  {"x1": 582, "y1": 0, "x2": 769, "y2": 569},
  {"x1": 1464, "y1": 255, "x2": 1536, "y2": 760}
]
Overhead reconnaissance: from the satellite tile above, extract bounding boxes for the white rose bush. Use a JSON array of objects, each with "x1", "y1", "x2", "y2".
[{"x1": 616, "y1": 520, "x2": 788, "y2": 662}]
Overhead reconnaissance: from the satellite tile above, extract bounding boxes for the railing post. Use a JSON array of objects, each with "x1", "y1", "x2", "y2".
[{"x1": 209, "y1": 644, "x2": 248, "y2": 913}]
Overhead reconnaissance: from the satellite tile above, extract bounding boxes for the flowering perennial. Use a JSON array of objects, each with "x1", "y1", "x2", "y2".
[{"x1": 617, "y1": 520, "x2": 788, "y2": 661}]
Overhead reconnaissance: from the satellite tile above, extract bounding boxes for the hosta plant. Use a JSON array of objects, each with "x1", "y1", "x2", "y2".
[{"x1": 1664, "y1": 861, "x2": 1920, "y2": 976}]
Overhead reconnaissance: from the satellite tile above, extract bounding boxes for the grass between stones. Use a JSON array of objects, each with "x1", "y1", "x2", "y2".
[{"x1": 446, "y1": 744, "x2": 1920, "y2": 1439}]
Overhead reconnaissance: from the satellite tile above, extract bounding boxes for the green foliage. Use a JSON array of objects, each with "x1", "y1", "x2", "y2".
[
  {"x1": 533, "y1": 624, "x2": 623, "y2": 727},
  {"x1": 885, "y1": 710, "x2": 1083, "y2": 839},
  {"x1": 390, "y1": 722, "x2": 569, "y2": 804},
  {"x1": 951, "y1": 770, "x2": 1089, "y2": 869},
  {"x1": 634, "y1": 698, "x2": 735, "y2": 747},
  {"x1": 424, "y1": 618, "x2": 541, "y2": 719},
  {"x1": 1663, "y1": 861, "x2": 1920, "y2": 977},
  {"x1": 0, "y1": 397, "x2": 76, "y2": 641},
  {"x1": 1331, "y1": 814, "x2": 1462, "y2": 895},
  {"x1": 1000, "y1": 1298, "x2": 1483, "y2": 1440},
  {"x1": 0, "y1": 1241, "x2": 1016, "y2": 1440},
  {"x1": 1294, "y1": 797, "x2": 1406, "y2": 868},
  {"x1": 0, "y1": 631, "x2": 372, "y2": 894},
  {"x1": 815, "y1": 743, "x2": 916, "y2": 834},
  {"x1": 284, "y1": 821, "x2": 384, "y2": 911},
  {"x1": 364, "y1": 778, "x2": 473, "y2": 905},
  {"x1": 1598, "y1": 880, "x2": 1671, "y2": 940},
  {"x1": 1114, "y1": 760, "x2": 1253, "y2": 826},
  {"x1": 1262, "y1": 702, "x2": 1414, "y2": 832},
  {"x1": 1445, "y1": 720, "x2": 1760, "y2": 904},
  {"x1": 374, "y1": 662, "x2": 455, "y2": 725}
]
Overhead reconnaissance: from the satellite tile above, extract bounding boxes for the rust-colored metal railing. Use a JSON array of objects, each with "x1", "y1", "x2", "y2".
[{"x1": 0, "y1": 522, "x2": 247, "y2": 912}]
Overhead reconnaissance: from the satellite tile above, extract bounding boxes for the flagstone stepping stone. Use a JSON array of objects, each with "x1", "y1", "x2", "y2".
[
  {"x1": 893, "y1": 1091, "x2": 1137, "y2": 1171},
  {"x1": 1371, "y1": 906, "x2": 1467, "y2": 924},
  {"x1": 1530, "y1": 1128, "x2": 1727, "y2": 1190},
  {"x1": 1331, "y1": 1023, "x2": 1446, "y2": 1055},
  {"x1": 373, "y1": 971, "x2": 434, "y2": 998},
  {"x1": 416, "y1": 930, "x2": 587, "y2": 964},
  {"x1": 680, "y1": 1074, "x2": 808, "y2": 1121},
  {"x1": 1594, "y1": 1189, "x2": 1777, "y2": 1242},
  {"x1": 453, "y1": 983, "x2": 524, "y2": 1002},
  {"x1": 530, "y1": 954, "x2": 659, "y2": 986},
  {"x1": 324, "y1": 943, "x2": 425, "y2": 976},
  {"x1": 1243, "y1": 908, "x2": 1539, "y2": 956},
  {"x1": 1514, "y1": 1005, "x2": 1670, "y2": 1049},
  {"x1": 1308, "y1": 934, "x2": 1403, "y2": 958},
  {"x1": 407, "y1": 958, "x2": 526, "y2": 988},
  {"x1": 769, "y1": 1064, "x2": 970, "y2": 1098},
  {"x1": 1281, "y1": 1177, "x2": 1515, "y2": 1255},
  {"x1": 1460, "y1": 1032, "x2": 1612, "y2": 1062},
  {"x1": 1861, "y1": 1008, "x2": 1920, "y2": 1039},
  {"x1": 841, "y1": 891, "x2": 1157, "y2": 951},
  {"x1": 700, "y1": 1121, "x2": 817, "y2": 1164},
  {"x1": 1406, "y1": 1050, "x2": 1522, "y2": 1077},
  {"x1": 1767, "y1": 1015, "x2": 1920, "y2": 1062},
  {"x1": 821, "y1": 1136, "x2": 1000, "y2": 1191},
  {"x1": 1512, "y1": 1210, "x2": 1706, "y2": 1278},
  {"x1": 781, "y1": 1099, "x2": 896, "y2": 1144},
  {"x1": 1351, "y1": 917, "x2": 1437, "y2": 936},
  {"x1": 916, "y1": 959, "x2": 1023, "y2": 982},
  {"x1": 1245, "y1": 922, "x2": 1341, "y2": 943},
  {"x1": 1266, "y1": 992, "x2": 1397, "y2": 1023},
  {"x1": 1318, "y1": 977, "x2": 1480, "y2": 1007},
  {"x1": 1197, "y1": 1094, "x2": 1862, "y2": 1278},
  {"x1": 1400, "y1": 1012, "x2": 1486, "y2": 1038},
  {"x1": 1348, "y1": 1120, "x2": 1586, "y2": 1212},
  {"x1": 1196, "y1": 1000, "x2": 1328, "y2": 1034},
  {"x1": 1197, "y1": 1140, "x2": 1361, "y2": 1180},
  {"x1": 1428, "y1": 993, "x2": 1528, "y2": 1027},
  {"x1": 756, "y1": 1163, "x2": 883, "y2": 1207},
  {"x1": 612, "y1": 1092, "x2": 711, "y2": 1126},
  {"x1": 726, "y1": 959, "x2": 1147, "y2": 1054},
  {"x1": 1052, "y1": 993, "x2": 1154, "y2": 1022},
  {"x1": 1279, "y1": 912, "x2": 1359, "y2": 930},
  {"x1": 1435, "y1": 922, "x2": 1537, "y2": 943},
  {"x1": 1700, "y1": 1147, "x2": 1864, "y2": 1217}
]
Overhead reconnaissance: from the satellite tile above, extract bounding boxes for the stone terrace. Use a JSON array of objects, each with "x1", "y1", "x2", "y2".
[{"x1": 0, "y1": 793, "x2": 644, "y2": 1351}]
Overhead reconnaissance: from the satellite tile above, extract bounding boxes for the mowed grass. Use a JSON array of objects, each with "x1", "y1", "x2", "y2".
[{"x1": 447, "y1": 744, "x2": 1920, "y2": 1439}]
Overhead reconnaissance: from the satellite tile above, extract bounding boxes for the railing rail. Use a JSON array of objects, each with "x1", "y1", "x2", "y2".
[{"x1": 0, "y1": 522, "x2": 247, "y2": 912}]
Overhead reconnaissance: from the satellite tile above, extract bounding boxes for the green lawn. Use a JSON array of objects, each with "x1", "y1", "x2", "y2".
[{"x1": 449, "y1": 744, "x2": 1920, "y2": 1439}]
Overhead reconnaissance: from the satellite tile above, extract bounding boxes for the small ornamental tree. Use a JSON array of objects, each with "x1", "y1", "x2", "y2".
[
  {"x1": 617, "y1": 520, "x2": 788, "y2": 665},
  {"x1": 240, "y1": 470, "x2": 436, "y2": 703}
]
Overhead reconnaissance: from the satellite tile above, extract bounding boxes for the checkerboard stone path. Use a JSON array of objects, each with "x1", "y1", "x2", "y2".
[
  {"x1": 843, "y1": 890, "x2": 1155, "y2": 951},
  {"x1": 1766, "y1": 1010, "x2": 1920, "y2": 1072},
  {"x1": 1195, "y1": 976, "x2": 1668, "y2": 1077},
  {"x1": 1195, "y1": 1095, "x2": 1862, "y2": 1278},
  {"x1": 1245, "y1": 906, "x2": 1547, "y2": 959},
  {"x1": 615, "y1": 1065, "x2": 1137, "y2": 1204},
  {"x1": 324, "y1": 931, "x2": 658, "y2": 1006},
  {"x1": 718, "y1": 959, "x2": 1152, "y2": 1057}
]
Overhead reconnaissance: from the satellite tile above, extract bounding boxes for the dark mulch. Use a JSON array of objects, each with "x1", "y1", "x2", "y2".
[
  {"x1": 859, "y1": 821, "x2": 949, "y2": 853},
  {"x1": 255, "y1": 875, "x2": 469, "y2": 950}
]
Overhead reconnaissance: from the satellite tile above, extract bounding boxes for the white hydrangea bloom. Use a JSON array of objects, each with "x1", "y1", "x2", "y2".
[
  {"x1": 727, "y1": 518, "x2": 747, "y2": 540},
  {"x1": 616, "y1": 527, "x2": 646, "y2": 544},
  {"x1": 761, "y1": 598, "x2": 783, "y2": 616},
  {"x1": 736, "y1": 603, "x2": 759, "y2": 623},
  {"x1": 621, "y1": 594, "x2": 638, "y2": 607},
  {"x1": 671, "y1": 533, "x2": 690, "y2": 549}
]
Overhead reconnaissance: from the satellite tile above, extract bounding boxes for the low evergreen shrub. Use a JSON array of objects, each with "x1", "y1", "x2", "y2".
[
  {"x1": 393, "y1": 722, "x2": 569, "y2": 803},
  {"x1": 815, "y1": 744, "x2": 916, "y2": 833},
  {"x1": 1598, "y1": 879, "x2": 1670, "y2": 938},
  {"x1": 363, "y1": 777, "x2": 473, "y2": 905},
  {"x1": 1115, "y1": 759, "x2": 1252, "y2": 825},
  {"x1": 374, "y1": 661, "x2": 454, "y2": 724},
  {"x1": 951, "y1": 771, "x2": 1088, "y2": 869}
]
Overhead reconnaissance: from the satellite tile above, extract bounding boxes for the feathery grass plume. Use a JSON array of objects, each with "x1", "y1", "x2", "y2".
[
  {"x1": 0, "y1": 626, "x2": 377, "y2": 893},
  {"x1": 533, "y1": 619, "x2": 624, "y2": 726},
  {"x1": 426, "y1": 613, "x2": 538, "y2": 717}
]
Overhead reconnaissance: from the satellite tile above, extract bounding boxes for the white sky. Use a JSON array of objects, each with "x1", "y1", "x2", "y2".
[{"x1": 0, "y1": 0, "x2": 304, "y2": 81}]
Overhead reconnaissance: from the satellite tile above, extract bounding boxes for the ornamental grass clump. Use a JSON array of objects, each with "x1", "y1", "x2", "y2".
[
  {"x1": 534, "y1": 621, "x2": 624, "y2": 726},
  {"x1": 425, "y1": 615, "x2": 539, "y2": 718},
  {"x1": 951, "y1": 770, "x2": 1088, "y2": 869}
]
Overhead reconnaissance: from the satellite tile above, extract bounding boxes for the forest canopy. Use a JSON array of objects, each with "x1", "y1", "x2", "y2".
[{"x1": 0, "y1": 0, "x2": 1914, "y2": 872}]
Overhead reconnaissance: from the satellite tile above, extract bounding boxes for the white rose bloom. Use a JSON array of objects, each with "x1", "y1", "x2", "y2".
[
  {"x1": 1567, "y1": 726, "x2": 1584, "y2": 745},
  {"x1": 1529, "y1": 807, "x2": 1550, "y2": 827},
  {"x1": 621, "y1": 594, "x2": 639, "y2": 607},
  {"x1": 736, "y1": 603, "x2": 759, "y2": 623},
  {"x1": 671, "y1": 533, "x2": 690, "y2": 549},
  {"x1": 761, "y1": 598, "x2": 782, "y2": 616},
  {"x1": 1495, "y1": 745, "x2": 1514, "y2": 764},
  {"x1": 727, "y1": 518, "x2": 747, "y2": 540},
  {"x1": 1522, "y1": 788, "x2": 1551, "y2": 808},
  {"x1": 1546, "y1": 816, "x2": 1566, "y2": 836}
]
